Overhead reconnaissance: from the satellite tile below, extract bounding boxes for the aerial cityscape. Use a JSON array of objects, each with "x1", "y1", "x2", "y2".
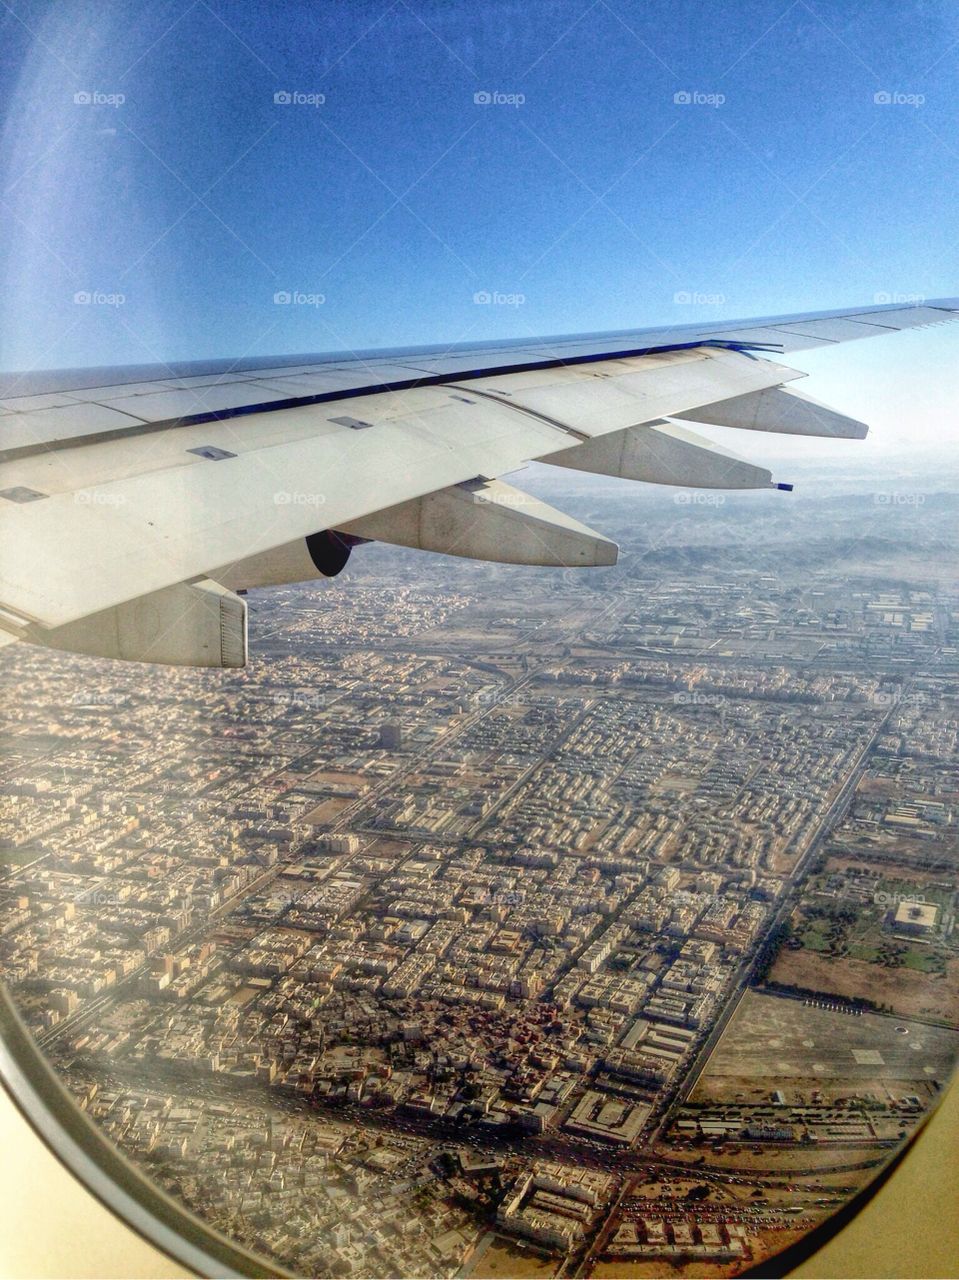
[{"x1": 1, "y1": 465, "x2": 957, "y2": 1278}]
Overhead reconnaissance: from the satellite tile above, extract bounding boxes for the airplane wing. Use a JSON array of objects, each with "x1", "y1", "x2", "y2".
[{"x1": 0, "y1": 297, "x2": 956, "y2": 668}]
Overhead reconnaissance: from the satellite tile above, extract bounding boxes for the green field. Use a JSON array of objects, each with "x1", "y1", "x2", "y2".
[{"x1": 791, "y1": 888, "x2": 950, "y2": 981}]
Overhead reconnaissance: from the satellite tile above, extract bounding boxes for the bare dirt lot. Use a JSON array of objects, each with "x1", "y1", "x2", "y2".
[
  {"x1": 653, "y1": 1142, "x2": 884, "y2": 1174},
  {"x1": 302, "y1": 796, "x2": 353, "y2": 824},
  {"x1": 689, "y1": 990, "x2": 959, "y2": 1100},
  {"x1": 473, "y1": 1239, "x2": 558, "y2": 1278},
  {"x1": 768, "y1": 945, "x2": 959, "y2": 1026}
]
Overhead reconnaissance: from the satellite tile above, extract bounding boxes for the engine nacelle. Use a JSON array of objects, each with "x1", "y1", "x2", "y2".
[{"x1": 216, "y1": 530, "x2": 362, "y2": 591}]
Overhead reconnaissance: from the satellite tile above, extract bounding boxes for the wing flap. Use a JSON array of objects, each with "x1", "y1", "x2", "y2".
[
  {"x1": 341, "y1": 478, "x2": 618, "y2": 567},
  {"x1": 35, "y1": 578, "x2": 247, "y2": 668},
  {"x1": 545, "y1": 420, "x2": 776, "y2": 489}
]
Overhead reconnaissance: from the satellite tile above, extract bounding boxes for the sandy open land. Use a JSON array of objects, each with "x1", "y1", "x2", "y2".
[
  {"x1": 769, "y1": 946, "x2": 959, "y2": 1025},
  {"x1": 690, "y1": 990, "x2": 959, "y2": 1102}
]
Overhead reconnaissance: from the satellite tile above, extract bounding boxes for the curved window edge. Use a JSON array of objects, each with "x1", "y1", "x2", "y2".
[
  {"x1": 0, "y1": 982, "x2": 284, "y2": 1280},
  {"x1": 742, "y1": 1069, "x2": 955, "y2": 1278}
]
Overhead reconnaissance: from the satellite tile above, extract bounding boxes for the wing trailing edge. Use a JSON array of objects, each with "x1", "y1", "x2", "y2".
[
  {"x1": 340, "y1": 477, "x2": 618, "y2": 567},
  {"x1": 23, "y1": 579, "x2": 247, "y2": 668}
]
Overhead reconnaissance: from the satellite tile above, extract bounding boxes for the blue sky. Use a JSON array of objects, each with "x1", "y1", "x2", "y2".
[{"x1": 0, "y1": 0, "x2": 957, "y2": 457}]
